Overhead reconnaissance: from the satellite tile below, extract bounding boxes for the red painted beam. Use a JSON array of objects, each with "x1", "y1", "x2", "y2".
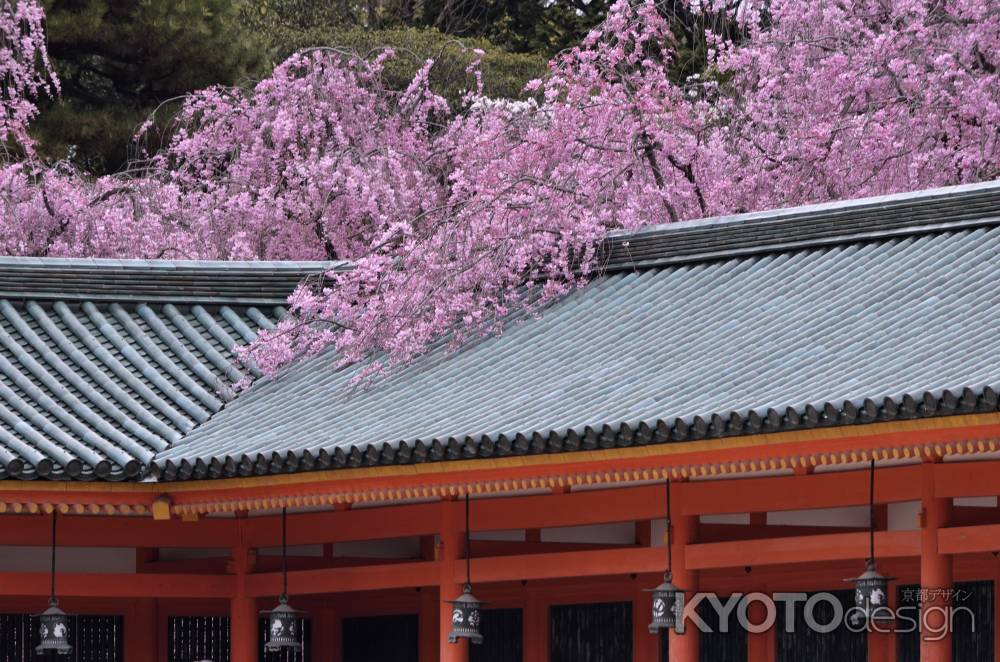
[
  {"x1": 0, "y1": 514, "x2": 237, "y2": 548},
  {"x1": 0, "y1": 572, "x2": 235, "y2": 598},
  {"x1": 243, "y1": 502, "x2": 440, "y2": 547},
  {"x1": 697, "y1": 523, "x2": 868, "y2": 543},
  {"x1": 938, "y1": 523, "x2": 1000, "y2": 555},
  {"x1": 935, "y1": 460, "x2": 1000, "y2": 498},
  {"x1": 681, "y1": 465, "x2": 922, "y2": 516},
  {"x1": 685, "y1": 530, "x2": 920, "y2": 570},
  {"x1": 466, "y1": 546, "x2": 666, "y2": 583},
  {"x1": 244, "y1": 560, "x2": 439, "y2": 596}
]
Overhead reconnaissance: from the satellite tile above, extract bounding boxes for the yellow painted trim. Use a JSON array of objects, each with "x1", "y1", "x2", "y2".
[{"x1": 1, "y1": 412, "x2": 999, "y2": 497}]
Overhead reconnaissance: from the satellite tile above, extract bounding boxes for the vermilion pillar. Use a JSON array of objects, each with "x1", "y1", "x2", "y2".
[
  {"x1": 231, "y1": 540, "x2": 257, "y2": 662},
  {"x1": 524, "y1": 586, "x2": 548, "y2": 662},
  {"x1": 746, "y1": 588, "x2": 772, "y2": 662},
  {"x1": 231, "y1": 597, "x2": 257, "y2": 662},
  {"x1": 669, "y1": 509, "x2": 699, "y2": 662},
  {"x1": 868, "y1": 578, "x2": 895, "y2": 662},
  {"x1": 440, "y1": 500, "x2": 468, "y2": 662},
  {"x1": 125, "y1": 598, "x2": 157, "y2": 662},
  {"x1": 312, "y1": 607, "x2": 340, "y2": 662},
  {"x1": 920, "y1": 462, "x2": 952, "y2": 662}
]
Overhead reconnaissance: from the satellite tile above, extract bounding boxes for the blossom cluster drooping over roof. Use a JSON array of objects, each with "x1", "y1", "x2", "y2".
[{"x1": 0, "y1": 0, "x2": 994, "y2": 380}]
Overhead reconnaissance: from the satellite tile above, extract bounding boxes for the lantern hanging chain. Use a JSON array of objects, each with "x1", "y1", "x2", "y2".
[
  {"x1": 465, "y1": 493, "x2": 472, "y2": 588},
  {"x1": 665, "y1": 479, "x2": 672, "y2": 575},
  {"x1": 868, "y1": 458, "x2": 875, "y2": 565},
  {"x1": 50, "y1": 510, "x2": 57, "y2": 602},
  {"x1": 281, "y1": 506, "x2": 288, "y2": 599}
]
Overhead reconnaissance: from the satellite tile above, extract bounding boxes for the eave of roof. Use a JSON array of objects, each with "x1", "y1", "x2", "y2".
[
  {"x1": 0, "y1": 258, "x2": 345, "y2": 304},
  {"x1": 600, "y1": 179, "x2": 1000, "y2": 271}
]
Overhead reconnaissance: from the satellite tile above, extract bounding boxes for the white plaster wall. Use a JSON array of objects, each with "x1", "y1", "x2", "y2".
[
  {"x1": 700, "y1": 513, "x2": 751, "y2": 525},
  {"x1": 954, "y1": 496, "x2": 998, "y2": 507},
  {"x1": 470, "y1": 529, "x2": 526, "y2": 542},
  {"x1": 541, "y1": 522, "x2": 635, "y2": 544},
  {"x1": 0, "y1": 546, "x2": 135, "y2": 573},
  {"x1": 158, "y1": 547, "x2": 230, "y2": 560},
  {"x1": 888, "y1": 501, "x2": 920, "y2": 531},
  {"x1": 258, "y1": 544, "x2": 324, "y2": 557},
  {"x1": 767, "y1": 506, "x2": 869, "y2": 527},
  {"x1": 333, "y1": 536, "x2": 420, "y2": 559}
]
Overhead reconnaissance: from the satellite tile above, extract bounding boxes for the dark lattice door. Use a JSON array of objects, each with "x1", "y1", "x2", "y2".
[
  {"x1": 167, "y1": 616, "x2": 230, "y2": 662},
  {"x1": 550, "y1": 601, "x2": 632, "y2": 662},
  {"x1": 470, "y1": 608, "x2": 523, "y2": 662},
  {"x1": 776, "y1": 590, "x2": 866, "y2": 662},
  {"x1": 342, "y1": 614, "x2": 418, "y2": 662}
]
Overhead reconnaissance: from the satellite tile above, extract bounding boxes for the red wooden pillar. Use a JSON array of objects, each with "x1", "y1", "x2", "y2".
[
  {"x1": 231, "y1": 537, "x2": 257, "y2": 662},
  {"x1": 524, "y1": 586, "x2": 548, "y2": 662},
  {"x1": 869, "y1": 579, "x2": 899, "y2": 662},
  {"x1": 868, "y1": 506, "x2": 893, "y2": 662},
  {"x1": 312, "y1": 607, "x2": 340, "y2": 662},
  {"x1": 231, "y1": 596, "x2": 257, "y2": 662},
  {"x1": 920, "y1": 462, "x2": 953, "y2": 662},
  {"x1": 440, "y1": 500, "x2": 468, "y2": 662},
  {"x1": 869, "y1": 619, "x2": 892, "y2": 661},
  {"x1": 746, "y1": 587, "x2": 772, "y2": 662},
  {"x1": 126, "y1": 598, "x2": 158, "y2": 662},
  {"x1": 669, "y1": 509, "x2": 699, "y2": 662}
]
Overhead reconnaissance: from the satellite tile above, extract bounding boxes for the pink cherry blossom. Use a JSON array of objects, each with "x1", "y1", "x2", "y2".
[{"x1": 0, "y1": 0, "x2": 996, "y2": 380}]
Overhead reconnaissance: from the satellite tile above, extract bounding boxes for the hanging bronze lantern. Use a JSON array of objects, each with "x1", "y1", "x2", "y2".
[
  {"x1": 263, "y1": 596, "x2": 302, "y2": 652},
  {"x1": 447, "y1": 583, "x2": 484, "y2": 644},
  {"x1": 847, "y1": 460, "x2": 894, "y2": 626},
  {"x1": 647, "y1": 479, "x2": 683, "y2": 634},
  {"x1": 445, "y1": 494, "x2": 485, "y2": 645},
  {"x1": 647, "y1": 572, "x2": 682, "y2": 633},
  {"x1": 850, "y1": 559, "x2": 892, "y2": 625},
  {"x1": 262, "y1": 508, "x2": 304, "y2": 652},
  {"x1": 36, "y1": 598, "x2": 73, "y2": 655},
  {"x1": 36, "y1": 511, "x2": 72, "y2": 655}
]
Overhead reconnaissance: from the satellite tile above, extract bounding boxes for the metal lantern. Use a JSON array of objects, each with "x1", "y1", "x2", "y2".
[
  {"x1": 648, "y1": 479, "x2": 683, "y2": 634},
  {"x1": 445, "y1": 494, "x2": 485, "y2": 645},
  {"x1": 35, "y1": 598, "x2": 72, "y2": 655},
  {"x1": 37, "y1": 511, "x2": 73, "y2": 655},
  {"x1": 850, "y1": 559, "x2": 893, "y2": 625},
  {"x1": 263, "y1": 596, "x2": 302, "y2": 652},
  {"x1": 646, "y1": 572, "x2": 683, "y2": 633},
  {"x1": 846, "y1": 460, "x2": 894, "y2": 626},
  {"x1": 262, "y1": 508, "x2": 304, "y2": 652},
  {"x1": 447, "y1": 583, "x2": 484, "y2": 645}
]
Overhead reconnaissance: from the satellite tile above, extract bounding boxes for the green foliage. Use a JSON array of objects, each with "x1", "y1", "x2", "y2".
[
  {"x1": 246, "y1": 1, "x2": 612, "y2": 57},
  {"x1": 265, "y1": 24, "x2": 548, "y2": 106},
  {"x1": 32, "y1": 0, "x2": 266, "y2": 173}
]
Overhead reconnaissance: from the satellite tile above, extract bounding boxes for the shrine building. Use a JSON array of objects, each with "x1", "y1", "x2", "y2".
[{"x1": 3, "y1": 181, "x2": 1000, "y2": 662}]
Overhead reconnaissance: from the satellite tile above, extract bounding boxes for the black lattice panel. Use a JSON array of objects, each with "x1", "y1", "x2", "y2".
[{"x1": 0, "y1": 614, "x2": 123, "y2": 662}]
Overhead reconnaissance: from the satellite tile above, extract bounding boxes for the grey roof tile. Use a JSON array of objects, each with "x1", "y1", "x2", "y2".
[
  {"x1": 6, "y1": 180, "x2": 1000, "y2": 481},
  {"x1": 0, "y1": 300, "x2": 278, "y2": 480},
  {"x1": 150, "y1": 181, "x2": 1000, "y2": 479}
]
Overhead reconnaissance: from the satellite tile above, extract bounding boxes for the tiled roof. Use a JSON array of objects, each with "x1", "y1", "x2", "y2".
[
  {"x1": 0, "y1": 260, "x2": 343, "y2": 480},
  {"x1": 147, "y1": 180, "x2": 1000, "y2": 481},
  {"x1": 0, "y1": 258, "x2": 344, "y2": 305}
]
